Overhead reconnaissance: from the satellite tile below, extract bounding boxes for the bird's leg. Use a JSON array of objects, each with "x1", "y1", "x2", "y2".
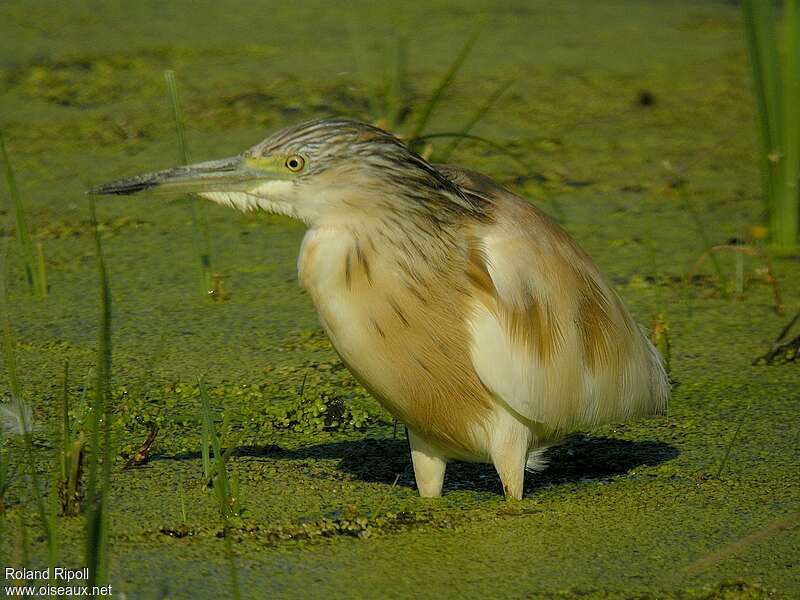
[
  {"x1": 493, "y1": 452, "x2": 526, "y2": 500},
  {"x1": 490, "y1": 412, "x2": 531, "y2": 500},
  {"x1": 408, "y1": 431, "x2": 447, "y2": 497}
]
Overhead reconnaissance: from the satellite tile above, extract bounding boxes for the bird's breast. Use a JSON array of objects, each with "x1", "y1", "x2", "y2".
[{"x1": 297, "y1": 225, "x2": 493, "y2": 456}]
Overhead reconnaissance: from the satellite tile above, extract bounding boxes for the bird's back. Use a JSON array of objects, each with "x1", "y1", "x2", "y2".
[{"x1": 438, "y1": 165, "x2": 670, "y2": 432}]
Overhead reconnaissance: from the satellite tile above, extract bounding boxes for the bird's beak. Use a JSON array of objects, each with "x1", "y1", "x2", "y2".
[{"x1": 89, "y1": 155, "x2": 287, "y2": 196}]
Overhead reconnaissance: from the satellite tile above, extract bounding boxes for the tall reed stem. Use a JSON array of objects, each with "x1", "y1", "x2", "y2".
[{"x1": 741, "y1": 1, "x2": 800, "y2": 247}]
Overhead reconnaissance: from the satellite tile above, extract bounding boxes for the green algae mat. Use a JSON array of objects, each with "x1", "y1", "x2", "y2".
[{"x1": 1, "y1": 1, "x2": 799, "y2": 598}]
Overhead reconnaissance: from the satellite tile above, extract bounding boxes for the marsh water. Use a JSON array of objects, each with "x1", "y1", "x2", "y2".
[{"x1": 1, "y1": 1, "x2": 798, "y2": 598}]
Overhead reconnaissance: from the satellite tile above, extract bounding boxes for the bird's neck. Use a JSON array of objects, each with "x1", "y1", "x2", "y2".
[
  {"x1": 297, "y1": 211, "x2": 464, "y2": 296},
  {"x1": 299, "y1": 168, "x2": 487, "y2": 228}
]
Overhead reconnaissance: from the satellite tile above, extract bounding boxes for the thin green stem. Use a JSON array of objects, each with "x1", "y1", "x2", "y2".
[
  {"x1": 716, "y1": 398, "x2": 752, "y2": 479},
  {"x1": 47, "y1": 465, "x2": 58, "y2": 587},
  {"x1": 178, "y1": 479, "x2": 187, "y2": 524},
  {"x1": 0, "y1": 437, "x2": 5, "y2": 516},
  {"x1": 386, "y1": 33, "x2": 409, "y2": 129},
  {"x1": 409, "y1": 28, "x2": 481, "y2": 140},
  {"x1": 0, "y1": 131, "x2": 45, "y2": 296},
  {"x1": 165, "y1": 70, "x2": 213, "y2": 295},
  {"x1": 198, "y1": 378, "x2": 242, "y2": 598},
  {"x1": 683, "y1": 195, "x2": 729, "y2": 298},
  {"x1": 0, "y1": 244, "x2": 8, "y2": 523},
  {"x1": 85, "y1": 195, "x2": 113, "y2": 593},
  {"x1": 0, "y1": 442, "x2": 5, "y2": 543},
  {"x1": 61, "y1": 360, "x2": 70, "y2": 483},
  {"x1": 165, "y1": 71, "x2": 189, "y2": 166},
  {"x1": 199, "y1": 379, "x2": 232, "y2": 516},
  {"x1": 35, "y1": 242, "x2": 47, "y2": 297},
  {"x1": 437, "y1": 80, "x2": 514, "y2": 162},
  {"x1": 0, "y1": 249, "x2": 21, "y2": 399},
  {"x1": 410, "y1": 132, "x2": 529, "y2": 171}
]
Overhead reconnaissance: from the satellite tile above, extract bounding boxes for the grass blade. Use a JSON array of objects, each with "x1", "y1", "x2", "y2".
[
  {"x1": 201, "y1": 422, "x2": 211, "y2": 481},
  {"x1": 84, "y1": 194, "x2": 113, "y2": 592},
  {"x1": 682, "y1": 194, "x2": 729, "y2": 297},
  {"x1": 409, "y1": 28, "x2": 481, "y2": 140},
  {"x1": 198, "y1": 379, "x2": 230, "y2": 513},
  {"x1": 716, "y1": 399, "x2": 751, "y2": 479},
  {"x1": 0, "y1": 447, "x2": 5, "y2": 553},
  {"x1": 0, "y1": 131, "x2": 32, "y2": 288},
  {"x1": 165, "y1": 70, "x2": 213, "y2": 296},
  {"x1": 178, "y1": 479, "x2": 187, "y2": 524},
  {"x1": 0, "y1": 420, "x2": 6, "y2": 515},
  {"x1": 0, "y1": 131, "x2": 44, "y2": 296},
  {"x1": 411, "y1": 132, "x2": 528, "y2": 170},
  {"x1": 437, "y1": 79, "x2": 514, "y2": 162},
  {"x1": 47, "y1": 463, "x2": 59, "y2": 587},
  {"x1": 58, "y1": 358, "x2": 85, "y2": 516},
  {"x1": 198, "y1": 378, "x2": 241, "y2": 599},
  {"x1": 386, "y1": 33, "x2": 409, "y2": 129},
  {"x1": 0, "y1": 246, "x2": 7, "y2": 524},
  {"x1": 165, "y1": 70, "x2": 189, "y2": 166},
  {"x1": 60, "y1": 360, "x2": 70, "y2": 483},
  {"x1": 0, "y1": 247, "x2": 21, "y2": 399},
  {"x1": 35, "y1": 242, "x2": 47, "y2": 297}
]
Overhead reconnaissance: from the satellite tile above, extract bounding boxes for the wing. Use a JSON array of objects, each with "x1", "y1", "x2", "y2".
[{"x1": 437, "y1": 165, "x2": 669, "y2": 431}]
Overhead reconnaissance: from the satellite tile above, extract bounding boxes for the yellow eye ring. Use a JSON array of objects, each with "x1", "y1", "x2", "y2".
[{"x1": 285, "y1": 155, "x2": 305, "y2": 172}]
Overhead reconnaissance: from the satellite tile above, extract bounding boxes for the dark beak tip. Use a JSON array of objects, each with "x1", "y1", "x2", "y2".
[
  {"x1": 87, "y1": 181, "x2": 154, "y2": 196},
  {"x1": 88, "y1": 155, "x2": 244, "y2": 197}
]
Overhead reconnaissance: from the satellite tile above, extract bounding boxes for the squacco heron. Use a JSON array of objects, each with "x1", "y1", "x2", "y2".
[{"x1": 94, "y1": 119, "x2": 669, "y2": 499}]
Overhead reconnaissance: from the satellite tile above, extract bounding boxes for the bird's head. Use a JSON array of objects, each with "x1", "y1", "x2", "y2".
[{"x1": 92, "y1": 118, "x2": 478, "y2": 226}]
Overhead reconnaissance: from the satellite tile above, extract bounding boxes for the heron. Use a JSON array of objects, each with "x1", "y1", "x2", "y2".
[{"x1": 93, "y1": 118, "x2": 669, "y2": 499}]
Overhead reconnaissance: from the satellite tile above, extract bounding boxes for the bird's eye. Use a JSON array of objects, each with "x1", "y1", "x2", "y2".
[{"x1": 285, "y1": 155, "x2": 305, "y2": 172}]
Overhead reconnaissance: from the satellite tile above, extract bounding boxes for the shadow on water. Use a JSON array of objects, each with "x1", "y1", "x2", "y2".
[{"x1": 160, "y1": 434, "x2": 679, "y2": 496}]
